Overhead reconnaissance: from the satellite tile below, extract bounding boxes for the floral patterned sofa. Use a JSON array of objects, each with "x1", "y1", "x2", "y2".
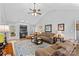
[{"x1": 35, "y1": 40, "x2": 77, "y2": 56}]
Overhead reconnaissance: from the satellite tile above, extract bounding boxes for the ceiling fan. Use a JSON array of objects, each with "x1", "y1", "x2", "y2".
[{"x1": 28, "y1": 3, "x2": 42, "y2": 16}]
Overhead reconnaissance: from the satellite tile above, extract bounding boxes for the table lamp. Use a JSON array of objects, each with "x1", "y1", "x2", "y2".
[
  {"x1": 57, "y1": 31, "x2": 64, "y2": 38},
  {"x1": 0, "y1": 33, "x2": 5, "y2": 43},
  {"x1": 0, "y1": 25, "x2": 9, "y2": 44}
]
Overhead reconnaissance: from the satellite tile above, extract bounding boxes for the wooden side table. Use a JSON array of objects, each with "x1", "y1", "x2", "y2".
[{"x1": 3, "y1": 43, "x2": 13, "y2": 56}]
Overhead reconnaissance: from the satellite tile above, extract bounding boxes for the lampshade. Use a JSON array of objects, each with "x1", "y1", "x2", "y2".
[
  {"x1": 0, "y1": 25, "x2": 9, "y2": 32},
  {"x1": 57, "y1": 31, "x2": 62, "y2": 34},
  {"x1": 54, "y1": 31, "x2": 64, "y2": 38},
  {"x1": 57, "y1": 31, "x2": 64, "y2": 38},
  {"x1": 0, "y1": 33, "x2": 5, "y2": 43},
  {"x1": 32, "y1": 13, "x2": 37, "y2": 16}
]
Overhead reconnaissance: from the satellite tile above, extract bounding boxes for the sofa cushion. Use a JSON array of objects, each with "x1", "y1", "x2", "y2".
[
  {"x1": 39, "y1": 32, "x2": 55, "y2": 37},
  {"x1": 39, "y1": 36, "x2": 54, "y2": 43},
  {"x1": 35, "y1": 47, "x2": 55, "y2": 56},
  {"x1": 51, "y1": 51, "x2": 66, "y2": 56},
  {"x1": 50, "y1": 43, "x2": 63, "y2": 49}
]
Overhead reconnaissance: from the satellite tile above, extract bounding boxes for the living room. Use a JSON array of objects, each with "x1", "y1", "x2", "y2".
[{"x1": 0, "y1": 3, "x2": 79, "y2": 56}]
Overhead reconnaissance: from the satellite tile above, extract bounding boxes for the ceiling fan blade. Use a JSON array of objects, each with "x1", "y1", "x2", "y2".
[
  {"x1": 37, "y1": 12, "x2": 42, "y2": 15},
  {"x1": 27, "y1": 12, "x2": 33, "y2": 14},
  {"x1": 29, "y1": 8, "x2": 33, "y2": 11},
  {"x1": 38, "y1": 9, "x2": 41, "y2": 11}
]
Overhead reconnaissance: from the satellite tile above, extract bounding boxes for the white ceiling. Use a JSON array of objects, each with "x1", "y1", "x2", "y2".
[{"x1": 1, "y1": 3, "x2": 79, "y2": 24}]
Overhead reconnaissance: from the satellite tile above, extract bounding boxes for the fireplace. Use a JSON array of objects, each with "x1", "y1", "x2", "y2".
[{"x1": 19, "y1": 25, "x2": 28, "y2": 39}]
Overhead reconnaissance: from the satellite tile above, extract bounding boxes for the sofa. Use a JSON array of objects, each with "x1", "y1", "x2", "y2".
[
  {"x1": 26, "y1": 32, "x2": 64, "y2": 44},
  {"x1": 37, "y1": 32, "x2": 56, "y2": 44},
  {"x1": 26, "y1": 32, "x2": 55, "y2": 44},
  {"x1": 35, "y1": 40, "x2": 76, "y2": 56}
]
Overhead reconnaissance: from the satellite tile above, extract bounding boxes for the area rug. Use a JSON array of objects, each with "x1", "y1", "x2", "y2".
[{"x1": 14, "y1": 40, "x2": 50, "y2": 56}]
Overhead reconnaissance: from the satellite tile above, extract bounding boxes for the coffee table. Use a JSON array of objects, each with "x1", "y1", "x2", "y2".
[{"x1": 31, "y1": 37, "x2": 43, "y2": 45}]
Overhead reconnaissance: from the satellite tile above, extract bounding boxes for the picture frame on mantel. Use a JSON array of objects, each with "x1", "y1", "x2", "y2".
[
  {"x1": 45, "y1": 24, "x2": 52, "y2": 32},
  {"x1": 58, "y1": 23, "x2": 64, "y2": 31}
]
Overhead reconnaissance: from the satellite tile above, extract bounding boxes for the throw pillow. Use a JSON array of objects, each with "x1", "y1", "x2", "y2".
[{"x1": 51, "y1": 51, "x2": 66, "y2": 56}]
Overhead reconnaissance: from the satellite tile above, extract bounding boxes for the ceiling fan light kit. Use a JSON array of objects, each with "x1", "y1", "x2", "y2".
[
  {"x1": 28, "y1": 3, "x2": 42, "y2": 16},
  {"x1": 32, "y1": 13, "x2": 37, "y2": 16}
]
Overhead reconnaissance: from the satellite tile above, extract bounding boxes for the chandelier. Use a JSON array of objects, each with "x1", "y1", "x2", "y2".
[{"x1": 28, "y1": 3, "x2": 42, "y2": 16}]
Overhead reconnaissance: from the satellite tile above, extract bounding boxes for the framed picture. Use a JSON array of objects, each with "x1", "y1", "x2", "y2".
[
  {"x1": 45, "y1": 24, "x2": 52, "y2": 32},
  {"x1": 58, "y1": 23, "x2": 64, "y2": 31}
]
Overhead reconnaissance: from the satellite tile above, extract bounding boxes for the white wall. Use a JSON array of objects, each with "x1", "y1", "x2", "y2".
[
  {"x1": 36, "y1": 9, "x2": 79, "y2": 40},
  {"x1": 0, "y1": 4, "x2": 8, "y2": 24},
  {"x1": 0, "y1": 4, "x2": 2, "y2": 24}
]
